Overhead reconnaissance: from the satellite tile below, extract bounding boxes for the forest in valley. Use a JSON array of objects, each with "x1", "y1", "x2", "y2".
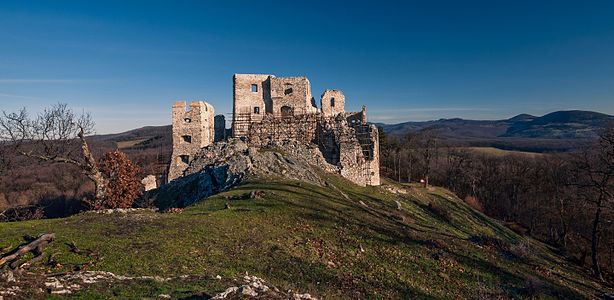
[{"x1": 379, "y1": 125, "x2": 614, "y2": 280}]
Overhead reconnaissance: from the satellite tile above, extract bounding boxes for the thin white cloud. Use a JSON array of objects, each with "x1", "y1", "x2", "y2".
[
  {"x1": 0, "y1": 93, "x2": 41, "y2": 100},
  {"x1": 0, "y1": 79, "x2": 90, "y2": 84}
]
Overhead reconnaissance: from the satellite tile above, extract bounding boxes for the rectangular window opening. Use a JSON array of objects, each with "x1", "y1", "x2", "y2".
[
  {"x1": 182, "y1": 135, "x2": 192, "y2": 143},
  {"x1": 251, "y1": 84, "x2": 258, "y2": 92},
  {"x1": 330, "y1": 97, "x2": 335, "y2": 107},
  {"x1": 253, "y1": 106, "x2": 260, "y2": 114}
]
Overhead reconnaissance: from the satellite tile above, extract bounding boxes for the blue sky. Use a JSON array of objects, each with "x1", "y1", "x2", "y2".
[{"x1": 1, "y1": 0, "x2": 613, "y2": 133}]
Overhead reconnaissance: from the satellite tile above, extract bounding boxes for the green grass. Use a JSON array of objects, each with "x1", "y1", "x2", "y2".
[
  {"x1": 115, "y1": 138, "x2": 150, "y2": 149},
  {"x1": 0, "y1": 174, "x2": 610, "y2": 299},
  {"x1": 463, "y1": 146, "x2": 545, "y2": 157}
]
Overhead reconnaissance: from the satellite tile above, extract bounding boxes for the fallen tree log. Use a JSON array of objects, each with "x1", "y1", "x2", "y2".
[{"x1": 0, "y1": 233, "x2": 55, "y2": 269}]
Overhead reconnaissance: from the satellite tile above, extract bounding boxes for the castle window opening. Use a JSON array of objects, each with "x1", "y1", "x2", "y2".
[
  {"x1": 181, "y1": 135, "x2": 192, "y2": 143},
  {"x1": 179, "y1": 155, "x2": 189, "y2": 164},
  {"x1": 251, "y1": 84, "x2": 258, "y2": 92},
  {"x1": 330, "y1": 98, "x2": 335, "y2": 107},
  {"x1": 253, "y1": 106, "x2": 260, "y2": 114},
  {"x1": 184, "y1": 118, "x2": 192, "y2": 123},
  {"x1": 284, "y1": 88, "x2": 293, "y2": 95},
  {"x1": 281, "y1": 106, "x2": 293, "y2": 117}
]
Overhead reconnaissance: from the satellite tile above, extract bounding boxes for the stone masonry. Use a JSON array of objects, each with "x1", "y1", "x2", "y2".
[
  {"x1": 169, "y1": 74, "x2": 380, "y2": 186},
  {"x1": 320, "y1": 89, "x2": 345, "y2": 117},
  {"x1": 168, "y1": 101, "x2": 214, "y2": 181},
  {"x1": 231, "y1": 73, "x2": 380, "y2": 186}
]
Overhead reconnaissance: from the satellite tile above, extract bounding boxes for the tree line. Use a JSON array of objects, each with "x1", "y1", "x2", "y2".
[{"x1": 379, "y1": 126, "x2": 614, "y2": 280}]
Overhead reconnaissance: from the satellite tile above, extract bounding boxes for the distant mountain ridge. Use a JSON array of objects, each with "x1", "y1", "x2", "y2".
[
  {"x1": 377, "y1": 110, "x2": 613, "y2": 152},
  {"x1": 92, "y1": 110, "x2": 612, "y2": 154},
  {"x1": 379, "y1": 110, "x2": 612, "y2": 139},
  {"x1": 503, "y1": 110, "x2": 612, "y2": 139}
]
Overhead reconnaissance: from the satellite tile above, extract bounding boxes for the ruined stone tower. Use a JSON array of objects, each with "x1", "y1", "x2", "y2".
[
  {"x1": 168, "y1": 101, "x2": 215, "y2": 182},
  {"x1": 231, "y1": 73, "x2": 380, "y2": 186},
  {"x1": 232, "y1": 74, "x2": 318, "y2": 136},
  {"x1": 320, "y1": 89, "x2": 345, "y2": 117}
]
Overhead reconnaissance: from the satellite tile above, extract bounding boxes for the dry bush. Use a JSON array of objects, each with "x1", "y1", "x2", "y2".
[
  {"x1": 522, "y1": 275, "x2": 547, "y2": 297},
  {"x1": 94, "y1": 150, "x2": 143, "y2": 209},
  {"x1": 509, "y1": 239, "x2": 533, "y2": 260},
  {"x1": 0, "y1": 205, "x2": 44, "y2": 222},
  {"x1": 505, "y1": 222, "x2": 528, "y2": 236},
  {"x1": 0, "y1": 193, "x2": 7, "y2": 210},
  {"x1": 464, "y1": 195, "x2": 484, "y2": 212},
  {"x1": 428, "y1": 202, "x2": 451, "y2": 223}
]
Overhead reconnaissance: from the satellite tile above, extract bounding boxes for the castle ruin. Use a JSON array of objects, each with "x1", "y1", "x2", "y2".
[
  {"x1": 169, "y1": 74, "x2": 380, "y2": 186},
  {"x1": 168, "y1": 101, "x2": 215, "y2": 181}
]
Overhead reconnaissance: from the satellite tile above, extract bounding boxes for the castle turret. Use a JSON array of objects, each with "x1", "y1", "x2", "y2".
[
  {"x1": 320, "y1": 89, "x2": 345, "y2": 117},
  {"x1": 168, "y1": 101, "x2": 215, "y2": 182}
]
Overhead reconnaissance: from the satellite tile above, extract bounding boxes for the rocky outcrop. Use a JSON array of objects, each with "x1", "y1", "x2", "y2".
[{"x1": 139, "y1": 139, "x2": 331, "y2": 209}]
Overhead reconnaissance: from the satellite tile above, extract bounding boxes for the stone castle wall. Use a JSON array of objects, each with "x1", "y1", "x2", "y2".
[
  {"x1": 170, "y1": 74, "x2": 380, "y2": 186},
  {"x1": 232, "y1": 74, "x2": 270, "y2": 136},
  {"x1": 269, "y1": 76, "x2": 317, "y2": 116},
  {"x1": 243, "y1": 112, "x2": 380, "y2": 186},
  {"x1": 320, "y1": 90, "x2": 345, "y2": 117},
  {"x1": 169, "y1": 101, "x2": 214, "y2": 181}
]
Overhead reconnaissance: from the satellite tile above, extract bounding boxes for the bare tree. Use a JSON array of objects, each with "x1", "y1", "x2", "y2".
[
  {"x1": 571, "y1": 126, "x2": 614, "y2": 279},
  {"x1": 416, "y1": 129, "x2": 438, "y2": 187},
  {"x1": 0, "y1": 103, "x2": 108, "y2": 201}
]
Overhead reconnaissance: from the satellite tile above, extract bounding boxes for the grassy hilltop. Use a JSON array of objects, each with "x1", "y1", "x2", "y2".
[{"x1": 0, "y1": 173, "x2": 611, "y2": 299}]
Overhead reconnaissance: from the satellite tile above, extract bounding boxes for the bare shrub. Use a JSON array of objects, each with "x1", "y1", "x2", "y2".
[
  {"x1": 0, "y1": 205, "x2": 45, "y2": 222},
  {"x1": 88, "y1": 150, "x2": 142, "y2": 209},
  {"x1": 464, "y1": 195, "x2": 484, "y2": 212},
  {"x1": 522, "y1": 275, "x2": 546, "y2": 297},
  {"x1": 505, "y1": 222, "x2": 528, "y2": 236},
  {"x1": 509, "y1": 239, "x2": 533, "y2": 260},
  {"x1": 428, "y1": 202, "x2": 451, "y2": 223}
]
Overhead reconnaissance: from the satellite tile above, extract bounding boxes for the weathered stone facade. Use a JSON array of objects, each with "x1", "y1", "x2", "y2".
[
  {"x1": 320, "y1": 90, "x2": 345, "y2": 117},
  {"x1": 168, "y1": 101, "x2": 214, "y2": 182},
  {"x1": 232, "y1": 73, "x2": 380, "y2": 186},
  {"x1": 141, "y1": 175, "x2": 157, "y2": 191},
  {"x1": 169, "y1": 74, "x2": 380, "y2": 186}
]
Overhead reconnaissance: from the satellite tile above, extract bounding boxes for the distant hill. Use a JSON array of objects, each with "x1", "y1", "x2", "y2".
[
  {"x1": 91, "y1": 110, "x2": 613, "y2": 154},
  {"x1": 91, "y1": 125, "x2": 172, "y2": 150},
  {"x1": 377, "y1": 110, "x2": 613, "y2": 152},
  {"x1": 503, "y1": 110, "x2": 613, "y2": 138}
]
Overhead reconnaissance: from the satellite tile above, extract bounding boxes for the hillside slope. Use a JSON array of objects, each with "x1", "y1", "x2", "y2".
[{"x1": 0, "y1": 175, "x2": 611, "y2": 299}]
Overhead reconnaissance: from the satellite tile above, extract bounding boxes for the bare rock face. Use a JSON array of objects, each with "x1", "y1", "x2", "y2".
[
  {"x1": 139, "y1": 139, "x2": 328, "y2": 209},
  {"x1": 141, "y1": 175, "x2": 157, "y2": 191}
]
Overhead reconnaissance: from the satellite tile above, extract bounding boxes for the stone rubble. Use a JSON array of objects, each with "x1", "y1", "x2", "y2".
[
  {"x1": 86, "y1": 208, "x2": 158, "y2": 214},
  {"x1": 2, "y1": 269, "x2": 317, "y2": 298},
  {"x1": 211, "y1": 275, "x2": 317, "y2": 300}
]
